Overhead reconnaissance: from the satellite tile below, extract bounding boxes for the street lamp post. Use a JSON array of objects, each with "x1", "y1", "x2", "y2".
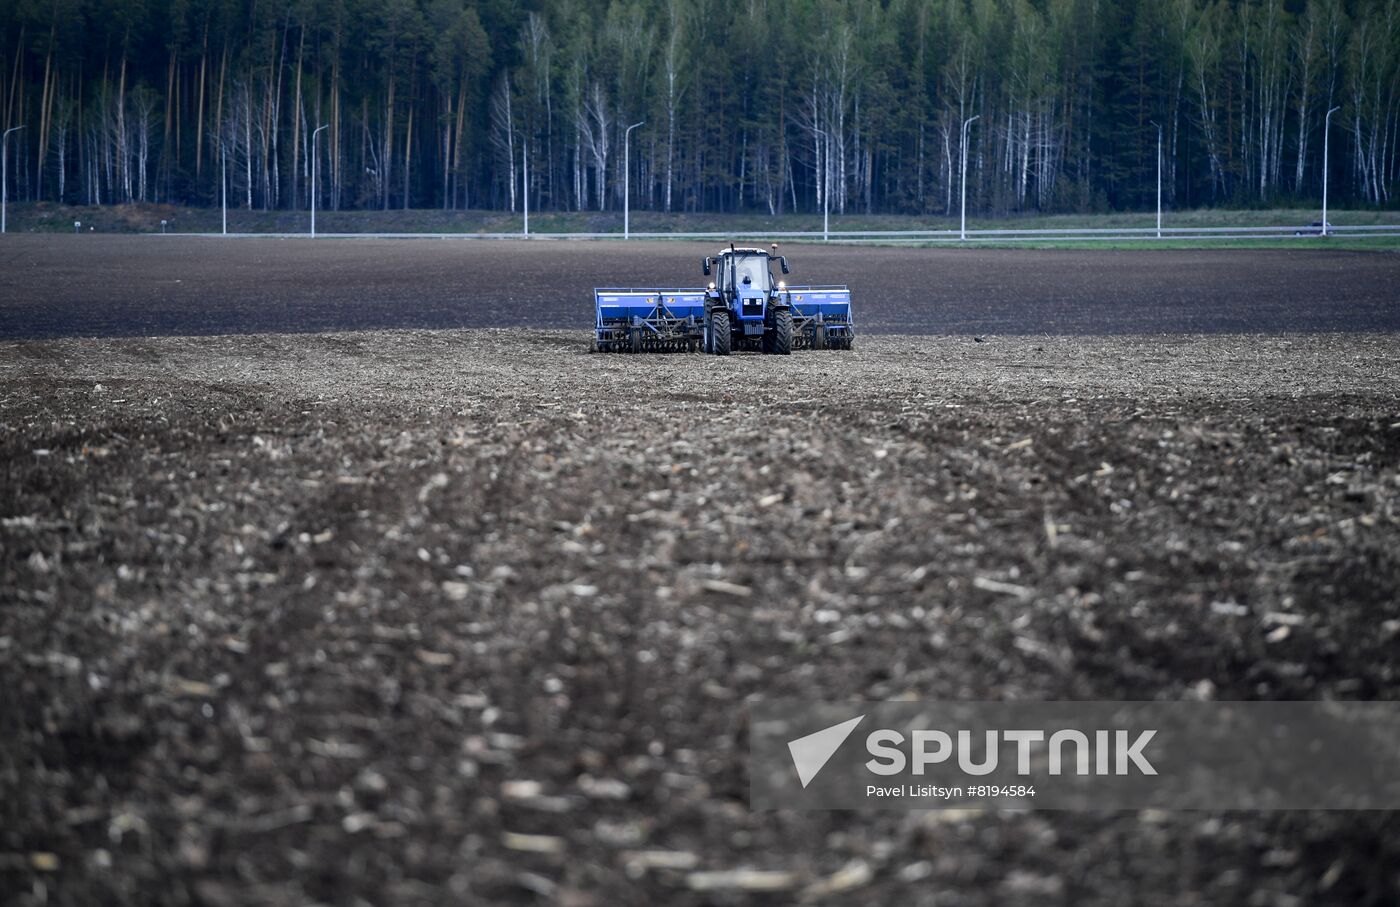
[
  {"x1": 2, "y1": 125, "x2": 27, "y2": 234},
  {"x1": 623, "y1": 121, "x2": 644, "y2": 239},
  {"x1": 1322, "y1": 105, "x2": 1341, "y2": 237},
  {"x1": 311, "y1": 124, "x2": 329, "y2": 237},
  {"x1": 960, "y1": 115, "x2": 980, "y2": 241},
  {"x1": 1149, "y1": 120, "x2": 1163, "y2": 239}
]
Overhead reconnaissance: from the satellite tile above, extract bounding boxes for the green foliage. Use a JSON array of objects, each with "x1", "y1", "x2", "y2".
[{"x1": 0, "y1": 0, "x2": 1397, "y2": 214}]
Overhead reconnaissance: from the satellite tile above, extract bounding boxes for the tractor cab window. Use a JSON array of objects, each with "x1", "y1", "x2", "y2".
[{"x1": 723, "y1": 255, "x2": 770, "y2": 293}]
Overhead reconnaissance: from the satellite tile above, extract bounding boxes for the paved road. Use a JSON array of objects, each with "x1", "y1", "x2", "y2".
[{"x1": 1, "y1": 235, "x2": 1396, "y2": 339}]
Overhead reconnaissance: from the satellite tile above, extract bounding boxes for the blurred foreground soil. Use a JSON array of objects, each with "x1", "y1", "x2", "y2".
[{"x1": 2, "y1": 330, "x2": 1398, "y2": 905}]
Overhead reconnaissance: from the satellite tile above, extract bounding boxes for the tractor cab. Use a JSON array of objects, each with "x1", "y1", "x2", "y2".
[
  {"x1": 719, "y1": 251, "x2": 773, "y2": 295},
  {"x1": 705, "y1": 247, "x2": 789, "y2": 302}
]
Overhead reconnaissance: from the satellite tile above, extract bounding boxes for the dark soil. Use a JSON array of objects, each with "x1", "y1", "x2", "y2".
[
  {"x1": 2, "y1": 329, "x2": 1399, "y2": 906},
  {"x1": 2, "y1": 236, "x2": 1398, "y2": 339}
]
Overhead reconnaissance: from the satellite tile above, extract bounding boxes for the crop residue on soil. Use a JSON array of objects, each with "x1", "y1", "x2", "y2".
[{"x1": 2, "y1": 330, "x2": 1399, "y2": 905}]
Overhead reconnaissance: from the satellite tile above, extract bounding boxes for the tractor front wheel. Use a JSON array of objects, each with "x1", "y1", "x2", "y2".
[
  {"x1": 709, "y1": 311, "x2": 731, "y2": 356},
  {"x1": 770, "y1": 308, "x2": 793, "y2": 355}
]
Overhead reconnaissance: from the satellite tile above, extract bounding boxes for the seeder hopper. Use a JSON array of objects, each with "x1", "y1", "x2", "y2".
[{"x1": 593, "y1": 245, "x2": 854, "y2": 355}]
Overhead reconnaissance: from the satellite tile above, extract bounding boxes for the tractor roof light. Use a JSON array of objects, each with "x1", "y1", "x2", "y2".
[
  {"x1": 778, "y1": 280, "x2": 786, "y2": 290},
  {"x1": 708, "y1": 282, "x2": 716, "y2": 290}
]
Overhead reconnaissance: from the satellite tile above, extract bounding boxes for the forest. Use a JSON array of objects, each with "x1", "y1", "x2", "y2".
[{"x1": 1, "y1": 0, "x2": 1398, "y2": 218}]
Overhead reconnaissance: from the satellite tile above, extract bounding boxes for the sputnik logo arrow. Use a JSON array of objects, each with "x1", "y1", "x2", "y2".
[{"x1": 787, "y1": 715, "x2": 865, "y2": 788}]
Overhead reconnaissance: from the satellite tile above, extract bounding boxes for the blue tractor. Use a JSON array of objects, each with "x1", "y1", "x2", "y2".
[{"x1": 593, "y1": 245, "x2": 855, "y2": 355}]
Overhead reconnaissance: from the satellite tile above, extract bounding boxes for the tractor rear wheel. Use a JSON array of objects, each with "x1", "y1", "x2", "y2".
[
  {"x1": 771, "y1": 308, "x2": 793, "y2": 355},
  {"x1": 710, "y1": 311, "x2": 731, "y2": 356}
]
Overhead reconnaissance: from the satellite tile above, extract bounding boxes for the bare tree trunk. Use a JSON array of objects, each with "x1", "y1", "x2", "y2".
[
  {"x1": 290, "y1": 30, "x2": 303, "y2": 206},
  {"x1": 6, "y1": 26, "x2": 26, "y2": 130},
  {"x1": 268, "y1": 26, "x2": 285, "y2": 209},
  {"x1": 37, "y1": 37, "x2": 54, "y2": 199},
  {"x1": 492, "y1": 75, "x2": 516, "y2": 211},
  {"x1": 116, "y1": 55, "x2": 129, "y2": 201},
  {"x1": 942, "y1": 118, "x2": 952, "y2": 215},
  {"x1": 195, "y1": 27, "x2": 208, "y2": 178},
  {"x1": 160, "y1": 52, "x2": 175, "y2": 200},
  {"x1": 403, "y1": 102, "x2": 412, "y2": 209},
  {"x1": 132, "y1": 87, "x2": 155, "y2": 201},
  {"x1": 662, "y1": 0, "x2": 686, "y2": 213},
  {"x1": 54, "y1": 95, "x2": 70, "y2": 202},
  {"x1": 441, "y1": 92, "x2": 450, "y2": 210},
  {"x1": 384, "y1": 72, "x2": 395, "y2": 209},
  {"x1": 330, "y1": 56, "x2": 341, "y2": 209},
  {"x1": 212, "y1": 45, "x2": 227, "y2": 185},
  {"x1": 243, "y1": 83, "x2": 253, "y2": 208},
  {"x1": 580, "y1": 81, "x2": 610, "y2": 210},
  {"x1": 454, "y1": 73, "x2": 467, "y2": 208}
]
